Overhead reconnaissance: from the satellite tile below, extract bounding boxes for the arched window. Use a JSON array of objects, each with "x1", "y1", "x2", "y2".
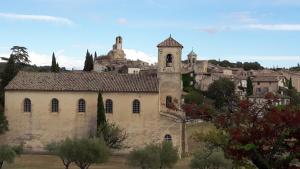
[
  {"x1": 166, "y1": 54, "x2": 173, "y2": 67},
  {"x1": 51, "y1": 98, "x2": 59, "y2": 112},
  {"x1": 78, "y1": 99, "x2": 86, "y2": 112},
  {"x1": 132, "y1": 99, "x2": 140, "y2": 113},
  {"x1": 24, "y1": 98, "x2": 31, "y2": 112},
  {"x1": 105, "y1": 99, "x2": 113, "y2": 113},
  {"x1": 166, "y1": 96, "x2": 172, "y2": 108},
  {"x1": 164, "y1": 134, "x2": 172, "y2": 142}
]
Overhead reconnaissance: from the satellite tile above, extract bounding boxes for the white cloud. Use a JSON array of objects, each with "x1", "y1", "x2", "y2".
[
  {"x1": 199, "y1": 27, "x2": 219, "y2": 34},
  {"x1": 117, "y1": 18, "x2": 128, "y2": 25},
  {"x1": 124, "y1": 49, "x2": 156, "y2": 64},
  {"x1": 230, "y1": 12, "x2": 257, "y2": 24},
  {"x1": 30, "y1": 51, "x2": 83, "y2": 70},
  {"x1": 0, "y1": 13, "x2": 73, "y2": 25},
  {"x1": 0, "y1": 51, "x2": 83, "y2": 70},
  {"x1": 248, "y1": 24, "x2": 300, "y2": 31}
]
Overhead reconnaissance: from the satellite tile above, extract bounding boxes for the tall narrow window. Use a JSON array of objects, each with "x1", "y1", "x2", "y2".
[
  {"x1": 24, "y1": 98, "x2": 31, "y2": 112},
  {"x1": 166, "y1": 96, "x2": 172, "y2": 108},
  {"x1": 78, "y1": 99, "x2": 86, "y2": 112},
  {"x1": 105, "y1": 99, "x2": 113, "y2": 113},
  {"x1": 164, "y1": 134, "x2": 172, "y2": 142},
  {"x1": 166, "y1": 54, "x2": 173, "y2": 67},
  {"x1": 51, "y1": 98, "x2": 59, "y2": 112},
  {"x1": 132, "y1": 99, "x2": 140, "y2": 113}
]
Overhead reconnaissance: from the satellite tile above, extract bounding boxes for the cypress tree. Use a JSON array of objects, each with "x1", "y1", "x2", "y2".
[
  {"x1": 51, "y1": 52, "x2": 60, "y2": 72},
  {"x1": 83, "y1": 50, "x2": 94, "y2": 71},
  {"x1": 246, "y1": 77, "x2": 253, "y2": 96},
  {"x1": 94, "y1": 51, "x2": 97, "y2": 60},
  {"x1": 97, "y1": 92, "x2": 106, "y2": 129},
  {"x1": 288, "y1": 77, "x2": 293, "y2": 89}
]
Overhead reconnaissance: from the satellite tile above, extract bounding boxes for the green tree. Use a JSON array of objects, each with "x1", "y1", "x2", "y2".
[
  {"x1": 97, "y1": 123, "x2": 127, "y2": 149},
  {"x1": 46, "y1": 138, "x2": 74, "y2": 169},
  {"x1": 288, "y1": 77, "x2": 293, "y2": 89},
  {"x1": 190, "y1": 148, "x2": 233, "y2": 169},
  {"x1": 184, "y1": 90, "x2": 204, "y2": 106},
  {"x1": 72, "y1": 138, "x2": 109, "y2": 169},
  {"x1": 94, "y1": 52, "x2": 97, "y2": 59},
  {"x1": 207, "y1": 78, "x2": 236, "y2": 109},
  {"x1": 51, "y1": 52, "x2": 60, "y2": 72},
  {"x1": 83, "y1": 50, "x2": 94, "y2": 71},
  {"x1": 159, "y1": 141, "x2": 178, "y2": 169},
  {"x1": 246, "y1": 77, "x2": 253, "y2": 96},
  {"x1": 0, "y1": 144, "x2": 23, "y2": 169},
  {"x1": 128, "y1": 141, "x2": 178, "y2": 169},
  {"x1": 97, "y1": 92, "x2": 106, "y2": 128},
  {"x1": 0, "y1": 46, "x2": 30, "y2": 65}
]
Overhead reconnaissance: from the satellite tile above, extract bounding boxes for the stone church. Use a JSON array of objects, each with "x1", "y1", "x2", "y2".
[{"x1": 2, "y1": 36, "x2": 187, "y2": 155}]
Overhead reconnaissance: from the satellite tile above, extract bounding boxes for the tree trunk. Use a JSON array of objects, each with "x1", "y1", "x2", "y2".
[{"x1": 0, "y1": 161, "x2": 3, "y2": 169}]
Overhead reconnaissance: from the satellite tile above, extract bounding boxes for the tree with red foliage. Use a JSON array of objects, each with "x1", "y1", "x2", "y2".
[
  {"x1": 182, "y1": 103, "x2": 213, "y2": 121},
  {"x1": 201, "y1": 93, "x2": 300, "y2": 169}
]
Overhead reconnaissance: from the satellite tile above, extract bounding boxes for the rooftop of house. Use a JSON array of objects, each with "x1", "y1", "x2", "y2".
[
  {"x1": 5, "y1": 71, "x2": 159, "y2": 93},
  {"x1": 252, "y1": 76, "x2": 283, "y2": 82},
  {"x1": 157, "y1": 36, "x2": 183, "y2": 48}
]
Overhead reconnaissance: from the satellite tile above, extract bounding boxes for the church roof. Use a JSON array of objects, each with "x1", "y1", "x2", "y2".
[
  {"x1": 157, "y1": 36, "x2": 183, "y2": 48},
  {"x1": 188, "y1": 50, "x2": 197, "y2": 56},
  {"x1": 5, "y1": 71, "x2": 159, "y2": 93}
]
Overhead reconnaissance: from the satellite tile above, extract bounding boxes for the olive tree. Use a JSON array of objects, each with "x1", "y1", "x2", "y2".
[
  {"x1": 128, "y1": 141, "x2": 178, "y2": 169},
  {"x1": 0, "y1": 144, "x2": 23, "y2": 169},
  {"x1": 72, "y1": 138, "x2": 109, "y2": 169}
]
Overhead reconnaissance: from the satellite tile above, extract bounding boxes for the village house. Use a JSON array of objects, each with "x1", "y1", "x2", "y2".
[{"x1": 2, "y1": 36, "x2": 188, "y2": 155}]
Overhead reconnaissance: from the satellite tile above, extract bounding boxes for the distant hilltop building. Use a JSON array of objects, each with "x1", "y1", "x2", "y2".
[{"x1": 94, "y1": 36, "x2": 153, "y2": 73}]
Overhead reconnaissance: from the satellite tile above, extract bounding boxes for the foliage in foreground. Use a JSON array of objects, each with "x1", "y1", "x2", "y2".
[
  {"x1": 190, "y1": 148, "x2": 233, "y2": 169},
  {"x1": 128, "y1": 141, "x2": 178, "y2": 169},
  {"x1": 47, "y1": 138, "x2": 109, "y2": 169},
  {"x1": 0, "y1": 144, "x2": 23, "y2": 169},
  {"x1": 195, "y1": 94, "x2": 300, "y2": 169}
]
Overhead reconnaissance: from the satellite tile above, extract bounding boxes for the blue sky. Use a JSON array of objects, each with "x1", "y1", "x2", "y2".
[{"x1": 1, "y1": 0, "x2": 300, "y2": 69}]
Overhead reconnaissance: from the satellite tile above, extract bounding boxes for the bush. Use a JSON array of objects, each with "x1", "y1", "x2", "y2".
[
  {"x1": 47, "y1": 138, "x2": 74, "y2": 169},
  {"x1": 128, "y1": 141, "x2": 178, "y2": 169},
  {"x1": 97, "y1": 122, "x2": 127, "y2": 149},
  {"x1": 0, "y1": 144, "x2": 23, "y2": 169},
  {"x1": 47, "y1": 138, "x2": 110, "y2": 169},
  {"x1": 190, "y1": 148, "x2": 232, "y2": 169},
  {"x1": 72, "y1": 138, "x2": 110, "y2": 169}
]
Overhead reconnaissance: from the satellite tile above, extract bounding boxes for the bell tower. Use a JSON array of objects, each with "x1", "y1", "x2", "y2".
[{"x1": 157, "y1": 35, "x2": 183, "y2": 112}]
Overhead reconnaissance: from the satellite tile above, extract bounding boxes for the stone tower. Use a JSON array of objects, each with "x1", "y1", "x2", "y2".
[
  {"x1": 108, "y1": 36, "x2": 126, "y2": 60},
  {"x1": 188, "y1": 50, "x2": 197, "y2": 66},
  {"x1": 114, "y1": 36, "x2": 123, "y2": 50},
  {"x1": 157, "y1": 36, "x2": 183, "y2": 112}
]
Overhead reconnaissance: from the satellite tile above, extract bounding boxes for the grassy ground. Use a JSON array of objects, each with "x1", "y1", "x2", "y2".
[
  {"x1": 4, "y1": 122, "x2": 213, "y2": 169},
  {"x1": 4, "y1": 154, "x2": 192, "y2": 169}
]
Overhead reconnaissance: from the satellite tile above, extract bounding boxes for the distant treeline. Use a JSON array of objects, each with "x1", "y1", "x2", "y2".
[{"x1": 208, "y1": 59, "x2": 264, "y2": 71}]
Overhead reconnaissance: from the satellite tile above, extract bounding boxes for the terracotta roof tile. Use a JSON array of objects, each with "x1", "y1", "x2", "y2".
[
  {"x1": 157, "y1": 36, "x2": 183, "y2": 48},
  {"x1": 5, "y1": 71, "x2": 159, "y2": 93}
]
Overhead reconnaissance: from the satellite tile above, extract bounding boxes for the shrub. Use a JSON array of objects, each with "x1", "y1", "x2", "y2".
[
  {"x1": 97, "y1": 122, "x2": 127, "y2": 149},
  {"x1": 47, "y1": 138, "x2": 110, "y2": 169},
  {"x1": 128, "y1": 141, "x2": 178, "y2": 169},
  {"x1": 72, "y1": 138, "x2": 110, "y2": 169},
  {"x1": 0, "y1": 144, "x2": 23, "y2": 169},
  {"x1": 190, "y1": 148, "x2": 232, "y2": 169},
  {"x1": 47, "y1": 138, "x2": 74, "y2": 169}
]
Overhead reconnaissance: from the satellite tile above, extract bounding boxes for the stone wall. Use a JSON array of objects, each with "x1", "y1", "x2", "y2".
[{"x1": 3, "y1": 91, "x2": 183, "y2": 154}]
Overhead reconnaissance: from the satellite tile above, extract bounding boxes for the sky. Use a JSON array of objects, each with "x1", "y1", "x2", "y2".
[{"x1": 1, "y1": 0, "x2": 300, "y2": 69}]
